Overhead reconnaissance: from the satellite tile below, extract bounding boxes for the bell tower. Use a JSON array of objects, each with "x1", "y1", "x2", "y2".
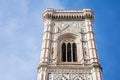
[{"x1": 37, "y1": 8, "x2": 102, "y2": 80}]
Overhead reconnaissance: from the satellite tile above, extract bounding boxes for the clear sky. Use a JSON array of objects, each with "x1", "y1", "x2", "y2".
[{"x1": 0, "y1": 0, "x2": 119, "y2": 80}]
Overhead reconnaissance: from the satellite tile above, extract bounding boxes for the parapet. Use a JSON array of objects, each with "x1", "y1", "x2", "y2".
[{"x1": 42, "y1": 8, "x2": 94, "y2": 23}]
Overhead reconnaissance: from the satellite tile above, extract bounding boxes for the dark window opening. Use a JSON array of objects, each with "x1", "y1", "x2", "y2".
[
  {"x1": 62, "y1": 43, "x2": 66, "y2": 62},
  {"x1": 67, "y1": 43, "x2": 71, "y2": 62},
  {"x1": 73, "y1": 43, "x2": 77, "y2": 62},
  {"x1": 61, "y1": 42, "x2": 77, "y2": 62}
]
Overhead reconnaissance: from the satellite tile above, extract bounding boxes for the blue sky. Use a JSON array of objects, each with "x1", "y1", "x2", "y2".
[{"x1": 0, "y1": 0, "x2": 119, "y2": 80}]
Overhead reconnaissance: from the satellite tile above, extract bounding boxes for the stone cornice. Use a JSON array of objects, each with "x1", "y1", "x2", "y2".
[{"x1": 42, "y1": 8, "x2": 94, "y2": 23}]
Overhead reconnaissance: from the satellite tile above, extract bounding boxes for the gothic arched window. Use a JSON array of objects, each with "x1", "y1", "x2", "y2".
[
  {"x1": 73, "y1": 43, "x2": 77, "y2": 62},
  {"x1": 61, "y1": 42, "x2": 77, "y2": 62},
  {"x1": 62, "y1": 43, "x2": 66, "y2": 62},
  {"x1": 67, "y1": 43, "x2": 72, "y2": 62}
]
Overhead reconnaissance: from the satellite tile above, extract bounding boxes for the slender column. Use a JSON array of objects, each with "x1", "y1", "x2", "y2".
[
  {"x1": 55, "y1": 41, "x2": 59, "y2": 63},
  {"x1": 52, "y1": 25, "x2": 59, "y2": 63},
  {"x1": 59, "y1": 42, "x2": 61, "y2": 63},
  {"x1": 37, "y1": 67, "x2": 47, "y2": 80},
  {"x1": 38, "y1": 20, "x2": 53, "y2": 80},
  {"x1": 40, "y1": 20, "x2": 53, "y2": 64},
  {"x1": 91, "y1": 68, "x2": 102, "y2": 80},
  {"x1": 86, "y1": 19, "x2": 99, "y2": 64},
  {"x1": 91, "y1": 68, "x2": 98, "y2": 80},
  {"x1": 53, "y1": 41, "x2": 58, "y2": 63},
  {"x1": 97, "y1": 69, "x2": 102, "y2": 80},
  {"x1": 71, "y1": 43, "x2": 73, "y2": 62},
  {"x1": 78, "y1": 39, "x2": 84, "y2": 63},
  {"x1": 66, "y1": 43, "x2": 67, "y2": 62}
]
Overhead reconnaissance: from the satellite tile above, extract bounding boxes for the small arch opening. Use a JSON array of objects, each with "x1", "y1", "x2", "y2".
[
  {"x1": 73, "y1": 43, "x2": 77, "y2": 62},
  {"x1": 67, "y1": 43, "x2": 72, "y2": 62},
  {"x1": 62, "y1": 43, "x2": 66, "y2": 62}
]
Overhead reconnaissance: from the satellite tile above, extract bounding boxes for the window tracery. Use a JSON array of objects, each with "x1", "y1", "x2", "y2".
[{"x1": 61, "y1": 38, "x2": 77, "y2": 62}]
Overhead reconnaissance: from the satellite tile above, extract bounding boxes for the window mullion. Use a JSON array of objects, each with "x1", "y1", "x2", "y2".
[
  {"x1": 66, "y1": 43, "x2": 67, "y2": 62},
  {"x1": 71, "y1": 43, "x2": 73, "y2": 62}
]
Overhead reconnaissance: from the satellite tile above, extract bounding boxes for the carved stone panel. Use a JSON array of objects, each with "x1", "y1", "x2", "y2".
[
  {"x1": 53, "y1": 21, "x2": 85, "y2": 34},
  {"x1": 48, "y1": 73, "x2": 92, "y2": 80}
]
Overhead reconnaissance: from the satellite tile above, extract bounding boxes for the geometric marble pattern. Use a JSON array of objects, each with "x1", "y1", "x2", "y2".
[{"x1": 48, "y1": 73, "x2": 92, "y2": 80}]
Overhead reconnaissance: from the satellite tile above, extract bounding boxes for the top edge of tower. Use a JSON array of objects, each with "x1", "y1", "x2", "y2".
[
  {"x1": 43, "y1": 8, "x2": 94, "y2": 13},
  {"x1": 42, "y1": 8, "x2": 94, "y2": 23}
]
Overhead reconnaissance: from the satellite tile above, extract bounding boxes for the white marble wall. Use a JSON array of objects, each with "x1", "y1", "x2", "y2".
[{"x1": 37, "y1": 8, "x2": 102, "y2": 80}]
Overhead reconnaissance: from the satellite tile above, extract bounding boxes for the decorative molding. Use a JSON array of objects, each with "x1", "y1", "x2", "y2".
[
  {"x1": 47, "y1": 69, "x2": 92, "y2": 80},
  {"x1": 43, "y1": 8, "x2": 94, "y2": 23}
]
